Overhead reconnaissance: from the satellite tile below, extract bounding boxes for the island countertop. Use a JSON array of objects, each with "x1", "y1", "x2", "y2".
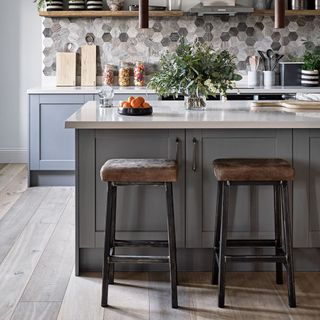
[{"x1": 65, "y1": 100, "x2": 320, "y2": 129}]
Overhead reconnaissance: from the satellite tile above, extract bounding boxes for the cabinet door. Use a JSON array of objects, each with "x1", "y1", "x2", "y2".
[
  {"x1": 293, "y1": 129, "x2": 320, "y2": 248},
  {"x1": 77, "y1": 129, "x2": 186, "y2": 248},
  {"x1": 29, "y1": 94, "x2": 93, "y2": 171},
  {"x1": 186, "y1": 129, "x2": 292, "y2": 248}
]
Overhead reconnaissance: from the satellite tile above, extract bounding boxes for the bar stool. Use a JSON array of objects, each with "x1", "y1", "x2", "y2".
[
  {"x1": 100, "y1": 159, "x2": 178, "y2": 308},
  {"x1": 212, "y1": 158, "x2": 296, "y2": 308}
]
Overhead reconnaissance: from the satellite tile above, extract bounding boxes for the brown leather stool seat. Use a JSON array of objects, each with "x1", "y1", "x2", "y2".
[
  {"x1": 100, "y1": 159, "x2": 178, "y2": 183},
  {"x1": 213, "y1": 158, "x2": 294, "y2": 182}
]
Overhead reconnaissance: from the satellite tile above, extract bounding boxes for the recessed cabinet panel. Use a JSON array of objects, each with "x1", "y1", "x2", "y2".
[
  {"x1": 186, "y1": 129, "x2": 293, "y2": 248},
  {"x1": 93, "y1": 130, "x2": 185, "y2": 248},
  {"x1": 40, "y1": 104, "x2": 80, "y2": 164}
]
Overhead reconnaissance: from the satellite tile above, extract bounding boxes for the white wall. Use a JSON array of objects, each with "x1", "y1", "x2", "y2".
[{"x1": 0, "y1": 1, "x2": 42, "y2": 163}]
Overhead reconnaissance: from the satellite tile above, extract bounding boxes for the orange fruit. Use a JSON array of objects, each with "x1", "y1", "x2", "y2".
[
  {"x1": 119, "y1": 101, "x2": 126, "y2": 107},
  {"x1": 142, "y1": 102, "x2": 151, "y2": 109},
  {"x1": 127, "y1": 96, "x2": 135, "y2": 103},
  {"x1": 131, "y1": 97, "x2": 145, "y2": 108},
  {"x1": 122, "y1": 102, "x2": 131, "y2": 108}
]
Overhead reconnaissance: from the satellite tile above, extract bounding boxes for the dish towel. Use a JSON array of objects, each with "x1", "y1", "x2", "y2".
[{"x1": 296, "y1": 93, "x2": 320, "y2": 101}]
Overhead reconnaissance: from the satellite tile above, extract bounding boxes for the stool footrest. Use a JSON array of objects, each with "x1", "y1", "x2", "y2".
[
  {"x1": 226, "y1": 239, "x2": 277, "y2": 247},
  {"x1": 225, "y1": 254, "x2": 286, "y2": 263},
  {"x1": 108, "y1": 255, "x2": 170, "y2": 264},
  {"x1": 114, "y1": 240, "x2": 168, "y2": 248}
]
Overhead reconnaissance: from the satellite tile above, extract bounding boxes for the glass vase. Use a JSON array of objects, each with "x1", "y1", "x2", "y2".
[{"x1": 184, "y1": 95, "x2": 206, "y2": 111}]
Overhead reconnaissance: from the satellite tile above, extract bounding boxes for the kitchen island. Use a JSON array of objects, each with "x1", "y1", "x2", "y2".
[{"x1": 66, "y1": 100, "x2": 320, "y2": 274}]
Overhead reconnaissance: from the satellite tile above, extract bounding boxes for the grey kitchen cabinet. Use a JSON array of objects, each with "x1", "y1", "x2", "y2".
[
  {"x1": 185, "y1": 129, "x2": 293, "y2": 248},
  {"x1": 29, "y1": 94, "x2": 94, "y2": 185},
  {"x1": 293, "y1": 129, "x2": 320, "y2": 248},
  {"x1": 76, "y1": 129, "x2": 186, "y2": 251}
]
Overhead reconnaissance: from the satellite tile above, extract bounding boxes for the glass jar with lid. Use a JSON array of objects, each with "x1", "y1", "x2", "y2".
[
  {"x1": 134, "y1": 61, "x2": 145, "y2": 87},
  {"x1": 118, "y1": 61, "x2": 130, "y2": 86},
  {"x1": 102, "y1": 64, "x2": 114, "y2": 86}
]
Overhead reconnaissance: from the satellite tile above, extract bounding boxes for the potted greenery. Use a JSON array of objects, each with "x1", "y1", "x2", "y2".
[
  {"x1": 301, "y1": 50, "x2": 320, "y2": 87},
  {"x1": 148, "y1": 38, "x2": 242, "y2": 110},
  {"x1": 34, "y1": 0, "x2": 63, "y2": 11}
]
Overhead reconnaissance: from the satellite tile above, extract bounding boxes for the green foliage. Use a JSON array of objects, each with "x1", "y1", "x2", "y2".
[
  {"x1": 303, "y1": 51, "x2": 320, "y2": 71},
  {"x1": 148, "y1": 38, "x2": 242, "y2": 99},
  {"x1": 34, "y1": 0, "x2": 51, "y2": 10}
]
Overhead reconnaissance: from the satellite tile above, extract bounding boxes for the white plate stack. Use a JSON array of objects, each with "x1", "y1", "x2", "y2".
[
  {"x1": 46, "y1": 0, "x2": 64, "y2": 11},
  {"x1": 301, "y1": 70, "x2": 319, "y2": 87},
  {"x1": 87, "y1": 0, "x2": 103, "y2": 10},
  {"x1": 68, "y1": 0, "x2": 86, "y2": 10}
]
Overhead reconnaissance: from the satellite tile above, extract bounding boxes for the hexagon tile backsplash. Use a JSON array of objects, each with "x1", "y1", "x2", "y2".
[{"x1": 42, "y1": 14, "x2": 320, "y2": 77}]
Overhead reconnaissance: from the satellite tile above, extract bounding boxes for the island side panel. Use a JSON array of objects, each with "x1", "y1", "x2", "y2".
[
  {"x1": 77, "y1": 129, "x2": 186, "y2": 273},
  {"x1": 293, "y1": 129, "x2": 320, "y2": 248},
  {"x1": 186, "y1": 129, "x2": 293, "y2": 248}
]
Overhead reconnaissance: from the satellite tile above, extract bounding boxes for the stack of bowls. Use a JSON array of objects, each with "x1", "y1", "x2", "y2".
[
  {"x1": 68, "y1": 0, "x2": 86, "y2": 10},
  {"x1": 46, "y1": 0, "x2": 64, "y2": 11},
  {"x1": 87, "y1": 0, "x2": 103, "y2": 10}
]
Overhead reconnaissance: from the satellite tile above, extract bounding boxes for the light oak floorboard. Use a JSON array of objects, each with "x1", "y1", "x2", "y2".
[
  {"x1": 0, "y1": 165, "x2": 27, "y2": 220},
  {"x1": 0, "y1": 164, "x2": 25, "y2": 192},
  {"x1": 273, "y1": 272, "x2": 320, "y2": 320},
  {"x1": 21, "y1": 191, "x2": 75, "y2": 302},
  {"x1": 103, "y1": 272, "x2": 150, "y2": 320},
  {"x1": 11, "y1": 302, "x2": 61, "y2": 320},
  {"x1": 0, "y1": 187, "x2": 50, "y2": 264},
  {"x1": 57, "y1": 271, "x2": 104, "y2": 320},
  {"x1": 0, "y1": 187, "x2": 72, "y2": 320}
]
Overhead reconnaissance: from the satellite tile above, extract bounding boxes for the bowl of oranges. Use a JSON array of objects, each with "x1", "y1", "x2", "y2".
[{"x1": 118, "y1": 96, "x2": 153, "y2": 116}]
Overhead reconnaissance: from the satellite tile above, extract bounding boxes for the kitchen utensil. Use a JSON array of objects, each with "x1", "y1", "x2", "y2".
[
  {"x1": 56, "y1": 43, "x2": 76, "y2": 87},
  {"x1": 81, "y1": 35, "x2": 97, "y2": 87},
  {"x1": 272, "y1": 54, "x2": 284, "y2": 71},
  {"x1": 249, "y1": 56, "x2": 260, "y2": 71},
  {"x1": 258, "y1": 50, "x2": 268, "y2": 71},
  {"x1": 266, "y1": 49, "x2": 274, "y2": 71}
]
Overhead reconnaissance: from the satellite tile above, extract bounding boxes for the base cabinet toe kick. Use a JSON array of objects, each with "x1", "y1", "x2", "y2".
[{"x1": 74, "y1": 128, "x2": 320, "y2": 273}]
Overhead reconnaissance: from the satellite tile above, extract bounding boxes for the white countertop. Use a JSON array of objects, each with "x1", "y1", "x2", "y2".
[
  {"x1": 65, "y1": 100, "x2": 320, "y2": 129},
  {"x1": 28, "y1": 85, "x2": 320, "y2": 95}
]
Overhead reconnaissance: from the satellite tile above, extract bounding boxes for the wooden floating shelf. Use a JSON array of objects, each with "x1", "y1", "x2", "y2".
[
  {"x1": 39, "y1": 10, "x2": 184, "y2": 18},
  {"x1": 253, "y1": 9, "x2": 320, "y2": 16}
]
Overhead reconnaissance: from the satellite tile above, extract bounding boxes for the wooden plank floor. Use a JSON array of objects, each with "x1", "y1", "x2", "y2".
[{"x1": 0, "y1": 164, "x2": 320, "y2": 320}]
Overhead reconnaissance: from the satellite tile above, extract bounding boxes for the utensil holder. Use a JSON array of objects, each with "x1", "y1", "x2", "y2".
[
  {"x1": 263, "y1": 71, "x2": 275, "y2": 87},
  {"x1": 248, "y1": 71, "x2": 260, "y2": 87}
]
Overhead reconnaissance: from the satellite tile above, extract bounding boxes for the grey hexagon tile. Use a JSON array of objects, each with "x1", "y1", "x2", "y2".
[{"x1": 41, "y1": 16, "x2": 320, "y2": 77}]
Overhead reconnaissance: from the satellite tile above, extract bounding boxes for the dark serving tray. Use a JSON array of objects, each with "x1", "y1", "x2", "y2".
[{"x1": 118, "y1": 107, "x2": 153, "y2": 116}]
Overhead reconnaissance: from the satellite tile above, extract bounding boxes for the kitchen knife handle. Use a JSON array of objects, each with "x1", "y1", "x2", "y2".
[{"x1": 192, "y1": 138, "x2": 197, "y2": 172}]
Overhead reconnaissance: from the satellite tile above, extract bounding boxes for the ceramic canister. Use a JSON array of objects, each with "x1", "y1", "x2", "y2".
[
  {"x1": 87, "y1": 0, "x2": 103, "y2": 10},
  {"x1": 68, "y1": 0, "x2": 86, "y2": 10},
  {"x1": 46, "y1": 0, "x2": 64, "y2": 11}
]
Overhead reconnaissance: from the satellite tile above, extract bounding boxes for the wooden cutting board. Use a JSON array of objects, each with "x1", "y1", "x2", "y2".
[
  {"x1": 81, "y1": 44, "x2": 96, "y2": 87},
  {"x1": 251, "y1": 100, "x2": 320, "y2": 110},
  {"x1": 56, "y1": 52, "x2": 76, "y2": 87}
]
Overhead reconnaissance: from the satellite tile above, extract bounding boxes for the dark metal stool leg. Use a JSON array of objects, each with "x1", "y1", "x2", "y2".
[
  {"x1": 101, "y1": 182, "x2": 115, "y2": 307},
  {"x1": 165, "y1": 182, "x2": 178, "y2": 309},
  {"x1": 218, "y1": 181, "x2": 230, "y2": 308},
  {"x1": 274, "y1": 184, "x2": 283, "y2": 285},
  {"x1": 109, "y1": 186, "x2": 117, "y2": 284},
  {"x1": 212, "y1": 181, "x2": 223, "y2": 285},
  {"x1": 281, "y1": 181, "x2": 296, "y2": 308}
]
